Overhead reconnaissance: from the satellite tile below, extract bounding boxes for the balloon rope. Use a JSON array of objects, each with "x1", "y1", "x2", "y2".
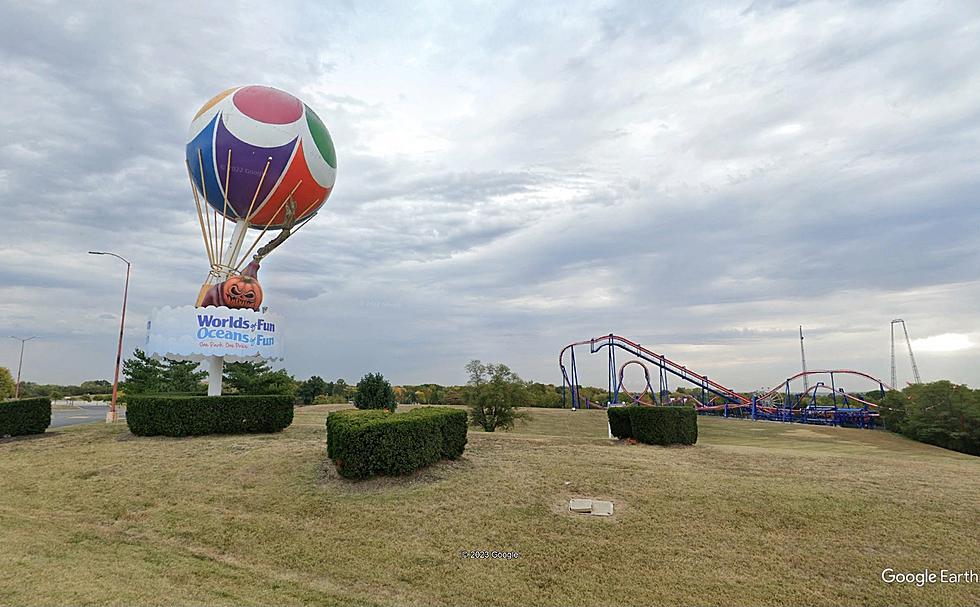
[
  {"x1": 218, "y1": 148, "x2": 231, "y2": 264},
  {"x1": 212, "y1": 207, "x2": 220, "y2": 263},
  {"x1": 234, "y1": 180, "x2": 303, "y2": 271},
  {"x1": 242, "y1": 157, "x2": 272, "y2": 225},
  {"x1": 197, "y1": 150, "x2": 215, "y2": 266},
  {"x1": 186, "y1": 160, "x2": 214, "y2": 265}
]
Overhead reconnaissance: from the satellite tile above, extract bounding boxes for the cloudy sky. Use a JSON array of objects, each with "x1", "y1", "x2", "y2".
[{"x1": 2, "y1": 0, "x2": 978, "y2": 392}]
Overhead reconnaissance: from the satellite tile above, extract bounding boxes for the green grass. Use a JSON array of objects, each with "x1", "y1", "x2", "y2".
[{"x1": 1, "y1": 405, "x2": 977, "y2": 606}]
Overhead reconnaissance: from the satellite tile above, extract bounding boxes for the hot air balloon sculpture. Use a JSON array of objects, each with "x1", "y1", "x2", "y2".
[
  {"x1": 141, "y1": 85, "x2": 336, "y2": 395},
  {"x1": 185, "y1": 85, "x2": 337, "y2": 308}
]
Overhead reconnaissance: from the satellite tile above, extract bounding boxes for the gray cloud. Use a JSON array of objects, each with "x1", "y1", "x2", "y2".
[{"x1": 1, "y1": 0, "x2": 978, "y2": 391}]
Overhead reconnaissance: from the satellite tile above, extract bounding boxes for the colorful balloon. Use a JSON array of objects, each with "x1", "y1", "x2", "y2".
[{"x1": 186, "y1": 85, "x2": 337, "y2": 229}]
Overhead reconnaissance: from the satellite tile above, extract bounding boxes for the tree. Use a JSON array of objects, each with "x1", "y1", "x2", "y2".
[
  {"x1": 224, "y1": 361, "x2": 269, "y2": 394},
  {"x1": 223, "y1": 361, "x2": 297, "y2": 396},
  {"x1": 0, "y1": 367, "x2": 15, "y2": 399},
  {"x1": 354, "y1": 372, "x2": 396, "y2": 411},
  {"x1": 264, "y1": 369, "x2": 299, "y2": 397},
  {"x1": 298, "y1": 375, "x2": 328, "y2": 405},
  {"x1": 121, "y1": 349, "x2": 166, "y2": 394},
  {"x1": 331, "y1": 378, "x2": 348, "y2": 397},
  {"x1": 465, "y1": 360, "x2": 529, "y2": 432},
  {"x1": 162, "y1": 359, "x2": 207, "y2": 393}
]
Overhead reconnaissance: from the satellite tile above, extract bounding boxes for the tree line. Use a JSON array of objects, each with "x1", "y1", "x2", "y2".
[
  {"x1": 881, "y1": 380, "x2": 980, "y2": 456},
  {"x1": 112, "y1": 349, "x2": 577, "y2": 409},
  {"x1": 0, "y1": 366, "x2": 112, "y2": 400}
]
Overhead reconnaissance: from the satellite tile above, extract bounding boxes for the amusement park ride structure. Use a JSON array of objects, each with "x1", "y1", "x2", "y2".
[
  {"x1": 891, "y1": 319, "x2": 922, "y2": 387},
  {"x1": 559, "y1": 334, "x2": 903, "y2": 428}
]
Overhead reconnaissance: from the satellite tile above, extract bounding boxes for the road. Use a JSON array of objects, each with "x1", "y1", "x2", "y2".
[{"x1": 50, "y1": 404, "x2": 125, "y2": 428}]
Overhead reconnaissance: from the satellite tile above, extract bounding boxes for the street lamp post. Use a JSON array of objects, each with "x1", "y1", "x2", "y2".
[
  {"x1": 8, "y1": 336, "x2": 37, "y2": 398},
  {"x1": 89, "y1": 251, "x2": 131, "y2": 423}
]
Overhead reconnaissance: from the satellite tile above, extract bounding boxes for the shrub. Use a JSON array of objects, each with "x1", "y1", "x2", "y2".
[
  {"x1": 607, "y1": 406, "x2": 698, "y2": 446},
  {"x1": 354, "y1": 372, "x2": 396, "y2": 411},
  {"x1": 409, "y1": 406, "x2": 468, "y2": 459},
  {"x1": 126, "y1": 395, "x2": 294, "y2": 437},
  {"x1": 607, "y1": 406, "x2": 632, "y2": 439},
  {"x1": 326, "y1": 406, "x2": 467, "y2": 479},
  {"x1": 0, "y1": 398, "x2": 51, "y2": 437}
]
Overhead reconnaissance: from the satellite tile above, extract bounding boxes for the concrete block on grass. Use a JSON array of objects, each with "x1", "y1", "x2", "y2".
[{"x1": 591, "y1": 500, "x2": 614, "y2": 516}]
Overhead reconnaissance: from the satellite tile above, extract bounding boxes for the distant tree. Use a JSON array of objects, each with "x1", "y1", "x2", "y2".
[
  {"x1": 465, "y1": 360, "x2": 529, "y2": 432},
  {"x1": 860, "y1": 390, "x2": 885, "y2": 404},
  {"x1": 298, "y1": 375, "x2": 328, "y2": 405},
  {"x1": 443, "y1": 388, "x2": 465, "y2": 406},
  {"x1": 162, "y1": 359, "x2": 207, "y2": 393},
  {"x1": 525, "y1": 382, "x2": 562, "y2": 408},
  {"x1": 121, "y1": 349, "x2": 166, "y2": 394},
  {"x1": 354, "y1": 372, "x2": 396, "y2": 411},
  {"x1": 571, "y1": 385, "x2": 610, "y2": 407},
  {"x1": 0, "y1": 367, "x2": 15, "y2": 399},
  {"x1": 80, "y1": 379, "x2": 112, "y2": 394},
  {"x1": 331, "y1": 378, "x2": 348, "y2": 397}
]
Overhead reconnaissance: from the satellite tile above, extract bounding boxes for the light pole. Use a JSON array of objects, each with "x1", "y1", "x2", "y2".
[
  {"x1": 89, "y1": 251, "x2": 131, "y2": 422},
  {"x1": 8, "y1": 336, "x2": 37, "y2": 398}
]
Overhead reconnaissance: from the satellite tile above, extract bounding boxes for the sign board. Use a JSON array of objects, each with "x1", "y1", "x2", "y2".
[{"x1": 145, "y1": 305, "x2": 284, "y2": 362}]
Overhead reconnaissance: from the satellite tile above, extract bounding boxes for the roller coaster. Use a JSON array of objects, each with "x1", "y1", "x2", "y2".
[{"x1": 559, "y1": 334, "x2": 895, "y2": 428}]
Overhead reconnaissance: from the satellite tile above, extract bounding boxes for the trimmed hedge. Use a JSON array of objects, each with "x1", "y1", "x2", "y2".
[
  {"x1": 326, "y1": 406, "x2": 468, "y2": 479},
  {"x1": 607, "y1": 405, "x2": 698, "y2": 446},
  {"x1": 126, "y1": 395, "x2": 294, "y2": 437},
  {"x1": 607, "y1": 406, "x2": 632, "y2": 439},
  {"x1": 0, "y1": 398, "x2": 51, "y2": 437}
]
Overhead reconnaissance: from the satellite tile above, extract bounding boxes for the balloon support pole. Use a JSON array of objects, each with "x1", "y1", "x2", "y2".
[
  {"x1": 197, "y1": 219, "x2": 246, "y2": 395},
  {"x1": 207, "y1": 356, "x2": 224, "y2": 396}
]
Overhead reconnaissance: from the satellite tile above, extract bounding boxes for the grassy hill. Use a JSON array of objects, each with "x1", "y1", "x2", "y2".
[{"x1": 1, "y1": 406, "x2": 977, "y2": 606}]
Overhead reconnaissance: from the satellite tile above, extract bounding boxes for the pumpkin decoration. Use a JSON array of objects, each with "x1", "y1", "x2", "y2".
[{"x1": 200, "y1": 261, "x2": 263, "y2": 310}]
